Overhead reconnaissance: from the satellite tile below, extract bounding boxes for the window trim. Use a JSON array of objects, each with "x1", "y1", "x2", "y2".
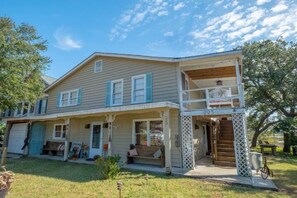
[
  {"x1": 110, "y1": 79, "x2": 124, "y2": 106},
  {"x1": 53, "y1": 123, "x2": 66, "y2": 140},
  {"x1": 132, "y1": 118, "x2": 163, "y2": 146},
  {"x1": 131, "y1": 74, "x2": 146, "y2": 104},
  {"x1": 59, "y1": 89, "x2": 79, "y2": 107},
  {"x1": 94, "y1": 60, "x2": 103, "y2": 73}
]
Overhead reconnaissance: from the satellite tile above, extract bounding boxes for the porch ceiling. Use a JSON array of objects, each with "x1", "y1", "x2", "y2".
[
  {"x1": 185, "y1": 66, "x2": 241, "y2": 80},
  {"x1": 3, "y1": 101, "x2": 179, "y2": 122}
]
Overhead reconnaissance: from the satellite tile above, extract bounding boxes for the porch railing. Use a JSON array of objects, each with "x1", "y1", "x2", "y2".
[{"x1": 181, "y1": 84, "x2": 244, "y2": 111}]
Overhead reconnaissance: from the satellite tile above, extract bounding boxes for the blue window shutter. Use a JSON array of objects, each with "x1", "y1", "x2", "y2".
[
  {"x1": 146, "y1": 73, "x2": 153, "y2": 102},
  {"x1": 105, "y1": 81, "x2": 112, "y2": 106},
  {"x1": 56, "y1": 92, "x2": 61, "y2": 107},
  {"x1": 77, "y1": 89, "x2": 82, "y2": 105},
  {"x1": 38, "y1": 100, "x2": 42, "y2": 114}
]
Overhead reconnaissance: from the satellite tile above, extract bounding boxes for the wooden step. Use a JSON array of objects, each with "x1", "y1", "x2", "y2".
[
  {"x1": 217, "y1": 147, "x2": 234, "y2": 152},
  {"x1": 217, "y1": 156, "x2": 236, "y2": 162},
  {"x1": 218, "y1": 140, "x2": 233, "y2": 144},
  {"x1": 214, "y1": 160, "x2": 236, "y2": 167},
  {"x1": 220, "y1": 136, "x2": 234, "y2": 140},
  {"x1": 217, "y1": 143, "x2": 233, "y2": 148},
  {"x1": 217, "y1": 151, "x2": 235, "y2": 157},
  {"x1": 220, "y1": 137, "x2": 234, "y2": 141}
]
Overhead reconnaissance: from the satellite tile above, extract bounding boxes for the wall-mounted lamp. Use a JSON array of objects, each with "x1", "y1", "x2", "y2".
[{"x1": 216, "y1": 80, "x2": 223, "y2": 86}]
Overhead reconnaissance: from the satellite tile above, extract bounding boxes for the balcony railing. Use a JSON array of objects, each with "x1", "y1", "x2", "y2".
[{"x1": 181, "y1": 84, "x2": 244, "y2": 111}]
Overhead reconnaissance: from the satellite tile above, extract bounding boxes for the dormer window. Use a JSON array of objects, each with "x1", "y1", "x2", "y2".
[{"x1": 94, "y1": 60, "x2": 102, "y2": 73}]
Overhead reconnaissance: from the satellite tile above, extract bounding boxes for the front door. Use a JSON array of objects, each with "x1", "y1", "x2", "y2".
[
  {"x1": 89, "y1": 122, "x2": 103, "y2": 158},
  {"x1": 29, "y1": 123, "x2": 46, "y2": 155}
]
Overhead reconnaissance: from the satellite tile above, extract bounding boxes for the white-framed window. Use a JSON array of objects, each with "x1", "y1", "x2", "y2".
[
  {"x1": 60, "y1": 89, "x2": 79, "y2": 107},
  {"x1": 13, "y1": 102, "x2": 34, "y2": 117},
  {"x1": 111, "y1": 79, "x2": 123, "y2": 106},
  {"x1": 53, "y1": 124, "x2": 66, "y2": 139},
  {"x1": 132, "y1": 119, "x2": 164, "y2": 146},
  {"x1": 132, "y1": 74, "x2": 146, "y2": 103},
  {"x1": 94, "y1": 60, "x2": 103, "y2": 73}
]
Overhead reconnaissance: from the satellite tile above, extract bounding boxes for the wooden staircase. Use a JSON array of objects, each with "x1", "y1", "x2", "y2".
[{"x1": 214, "y1": 120, "x2": 236, "y2": 167}]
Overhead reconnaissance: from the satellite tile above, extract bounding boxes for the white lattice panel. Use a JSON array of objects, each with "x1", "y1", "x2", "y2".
[
  {"x1": 181, "y1": 115, "x2": 194, "y2": 169},
  {"x1": 232, "y1": 113, "x2": 252, "y2": 177}
]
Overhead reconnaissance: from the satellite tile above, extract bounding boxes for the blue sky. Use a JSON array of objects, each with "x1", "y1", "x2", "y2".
[{"x1": 1, "y1": 0, "x2": 297, "y2": 78}]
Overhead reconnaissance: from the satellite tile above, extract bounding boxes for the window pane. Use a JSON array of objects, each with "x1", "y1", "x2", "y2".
[
  {"x1": 135, "y1": 121, "x2": 147, "y2": 134},
  {"x1": 150, "y1": 121, "x2": 164, "y2": 145},
  {"x1": 55, "y1": 125, "x2": 61, "y2": 131},
  {"x1": 92, "y1": 125, "x2": 101, "y2": 148},
  {"x1": 113, "y1": 97, "x2": 121, "y2": 104},
  {"x1": 69, "y1": 91, "x2": 77, "y2": 105},
  {"x1": 62, "y1": 93, "x2": 68, "y2": 100},
  {"x1": 136, "y1": 134, "x2": 148, "y2": 146},
  {"x1": 135, "y1": 95, "x2": 144, "y2": 102},
  {"x1": 150, "y1": 134, "x2": 164, "y2": 146},
  {"x1": 55, "y1": 132, "x2": 61, "y2": 138},
  {"x1": 112, "y1": 81, "x2": 122, "y2": 105},
  {"x1": 150, "y1": 121, "x2": 163, "y2": 134},
  {"x1": 135, "y1": 90, "x2": 144, "y2": 96},
  {"x1": 135, "y1": 78, "x2": 144, "y2": 90},
  {"x1": 62, "y1": 93, "x2": 69, "y2": 106}
]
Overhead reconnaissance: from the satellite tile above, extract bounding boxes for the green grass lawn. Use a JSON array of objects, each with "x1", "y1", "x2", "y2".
[{"x1": 4, "y1": 157, "x2": 294, "y2": 198}]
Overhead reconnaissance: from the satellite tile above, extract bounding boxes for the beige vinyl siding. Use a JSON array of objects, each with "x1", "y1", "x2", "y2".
[
  {"x1": 46, "y1": 56, "x2": 179, "y2": 114},
  {"x1": 43, "y1": 110, "x2": 182, "y2": 167}
]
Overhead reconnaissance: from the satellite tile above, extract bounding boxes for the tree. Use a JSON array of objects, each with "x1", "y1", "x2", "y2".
[
  {"x1": 247, "y1": 104, "x2": 279, "y2": 147},
  {"x1": 0, "y1": 17, "x2": 50, "y2": 111},
  {"x1": 242, "y1": 39, "x2": 297, "y2": 152}
]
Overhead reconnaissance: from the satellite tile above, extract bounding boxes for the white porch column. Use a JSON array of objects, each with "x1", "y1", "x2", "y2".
[
  {"x1": 234, "y1": 59, "x2": 245, "y2": 107},
  {"x1": 181, "y1": 115, "x2": 195, "y2": 169},
  {"x1": 232, "y1": 113, "x2": 251, "y2": 177},
  {"x1": 105, "y1": 114, "x2": 116, "y2": 156},
  {"x1": 63, "y1": 118, "x2": 70, "y2": 161},
  {"x1": 160, "y1": 110, "x2": 171, "y2": 173}
]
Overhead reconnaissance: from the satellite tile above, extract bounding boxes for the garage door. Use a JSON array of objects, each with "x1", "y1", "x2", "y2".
[{"x1": 8, "y1": 123, "x2": 28, "y2": 154}]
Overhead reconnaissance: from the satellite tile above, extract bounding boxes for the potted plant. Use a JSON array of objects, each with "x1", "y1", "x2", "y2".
[{"x1": 0, "y1": 166, "x2": 14, "y2": 198}]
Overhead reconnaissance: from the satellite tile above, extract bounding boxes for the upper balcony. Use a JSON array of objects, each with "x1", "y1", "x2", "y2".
[{"x1": 178, "y1": 52, "x2": 244, "y2": 115}]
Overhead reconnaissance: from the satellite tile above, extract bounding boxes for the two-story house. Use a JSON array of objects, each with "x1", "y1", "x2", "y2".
[{"x1": 2, "y1": 50, "x2": 251, "y2": 177}]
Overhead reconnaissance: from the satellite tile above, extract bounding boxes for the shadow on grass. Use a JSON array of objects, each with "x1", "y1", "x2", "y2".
[{"x1": 6, "y1": 157, "x2": 102, "y2": 182}]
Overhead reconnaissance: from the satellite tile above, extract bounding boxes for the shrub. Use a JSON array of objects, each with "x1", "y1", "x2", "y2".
[
  {"x1": 95, "y1": 155, "x2": 121, "y2": 179},
  {"x1": 0, "y1": 166, "x2": 14, "y2": 196}
]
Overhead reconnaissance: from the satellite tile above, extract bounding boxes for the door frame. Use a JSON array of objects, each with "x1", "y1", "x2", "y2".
[{"x1": 89, "y1": 121, "x2": 104, "y2": 157}]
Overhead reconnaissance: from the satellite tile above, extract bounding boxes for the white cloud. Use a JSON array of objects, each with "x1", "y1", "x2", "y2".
[
  {"x1": 53, "y1": 27, "x2": 82, "y2": 50},
  {"x1": 132, "y1": 12, "x2": 146, "y2": 24},
  {"x1": 119, "y1": 14, "x2": 131, "y2": 24},
  {"x1": 110, "y1": 0, "x2": 170, "y2": 40},
  {"x1": 164, "y1": 31, "x2": 174, "y2": 37},
  {"x1": 173, "y1": 2, "x2": 185, "y2": 11},
  {"x1": 271, "y1": 1, "x2": 288, "y2": 13},
  {"x1": 158, "y1": 10, "x2": 168, "y2": 16},
  {"x1": 262, "y1": 14, "x2": 286, "y2": 26},
  {"x1": 243, "y1": 28, "x2": 266, "y2": 42},
  {"x1": 215, "y1": 0, "x2": 224, "y2": 6},
  {"x1": 256, "y1": 0, "x2": 271, "y2": 5}
]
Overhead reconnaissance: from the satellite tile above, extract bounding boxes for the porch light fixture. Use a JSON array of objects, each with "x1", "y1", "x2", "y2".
[{"x1": 216, "y1": 80, "x2": 223, "y2": 86}]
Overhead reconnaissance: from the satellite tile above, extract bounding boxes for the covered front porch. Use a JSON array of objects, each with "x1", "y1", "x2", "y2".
[{"x1": 18, "y1": 102, "x2": 181, "y2": 172}]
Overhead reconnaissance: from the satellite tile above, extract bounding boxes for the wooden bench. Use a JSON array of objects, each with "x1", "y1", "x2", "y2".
[
  {"x1": 259, "y1": 140, "x2": 277, "y2": 156},
  {"x1": 127, "y1": 145, "x2": 165, "y2": 167},
  {"x1": 42, "y1": 141, "x2": 67, "y2": 156}
]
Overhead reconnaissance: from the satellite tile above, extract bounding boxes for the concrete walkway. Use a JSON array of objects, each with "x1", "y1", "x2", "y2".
[{"x1": 123, "y1": 159, "x2": 278, "y2": 191}]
